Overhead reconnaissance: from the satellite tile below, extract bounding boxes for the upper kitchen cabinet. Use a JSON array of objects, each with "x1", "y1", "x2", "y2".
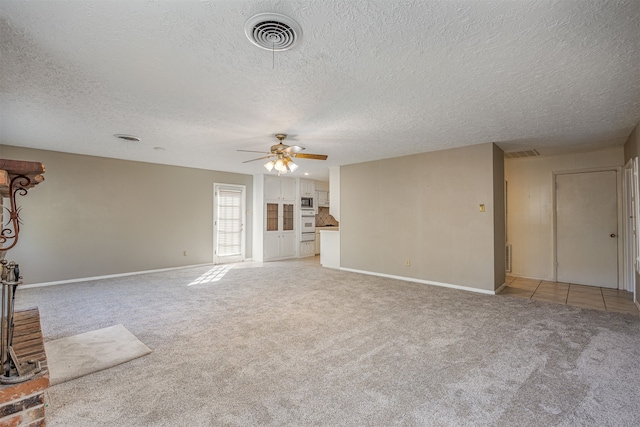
[
  {"x1": 317, "y1": 190, "x2": 329, "y2": 207},
  {"x1": 299, "y1": 179, "x2": 315, "y2": 198},
  {"x1": 264, "y1": 175, "x2": 296, "y2": 201}
]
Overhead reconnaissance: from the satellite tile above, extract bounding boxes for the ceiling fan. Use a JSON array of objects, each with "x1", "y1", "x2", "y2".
[{"x1": 238, "y1": 134, "x2": 328, "y2": 175}]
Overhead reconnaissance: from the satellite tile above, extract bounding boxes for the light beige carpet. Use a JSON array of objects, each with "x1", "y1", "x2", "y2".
[
  {"x1": 45, "y1": 324, "x2": 152, "y2": 385},
  {"x1": 17, "y1": 260, "x2": 640, "y2": 426}
]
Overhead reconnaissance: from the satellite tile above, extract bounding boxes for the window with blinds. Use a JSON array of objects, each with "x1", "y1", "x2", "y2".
[{"x1": 217, "y1": 188, "x2": 243, "y2": 256}]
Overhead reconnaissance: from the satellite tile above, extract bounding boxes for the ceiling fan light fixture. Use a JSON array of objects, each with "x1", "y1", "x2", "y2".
[
  {"x1": 240, "y1": 133, "x2": 326, "y2": 175},
  {"x1": 274, "y1": 157, "x2": 286, "y2": 173}
]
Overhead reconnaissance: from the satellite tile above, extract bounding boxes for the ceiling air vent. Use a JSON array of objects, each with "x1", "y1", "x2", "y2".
[
  {"x1": 504, "y1": 149, "x2": 540, "y2": 159},
  {"x1": 244, "y1": 13, "x2": 302, "y2": 51}
]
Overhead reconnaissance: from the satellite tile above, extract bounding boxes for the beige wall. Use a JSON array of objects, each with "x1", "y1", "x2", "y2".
[
  {"x1": 505, "y1": 147, "x2": 624, "y2": 280},
  {"x1": 340, "y1": 142, "x2": 504, "y2": 292},
  {"x1": 315, "y1": 180, "x2": 329, "y2": 192},
  {"x1": 0, "y1": 145, "x2": 253, "y2": 284},
  {"x1": 623, "y1": 121, "x2": 640, "y2": 302}
]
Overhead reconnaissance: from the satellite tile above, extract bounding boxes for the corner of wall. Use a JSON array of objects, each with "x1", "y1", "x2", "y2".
[
  {"x1": 623, "y1": 121, "x2": 640, "y2": 162},
  {"x1": 252, "y1": 174, "x2": 264, "y2": 262},
  {"x1": 492, "y1": 144, "x2": 506, "y2": 290}
]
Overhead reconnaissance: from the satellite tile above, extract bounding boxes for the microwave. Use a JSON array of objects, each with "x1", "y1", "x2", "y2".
[{"x1": 301, "y1": 197, "x2": 314, "y2": 209}]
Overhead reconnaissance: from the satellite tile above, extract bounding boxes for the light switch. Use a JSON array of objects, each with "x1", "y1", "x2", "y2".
[{"x1": 479, "y1": 204, "x2": 485, "y2": 212}]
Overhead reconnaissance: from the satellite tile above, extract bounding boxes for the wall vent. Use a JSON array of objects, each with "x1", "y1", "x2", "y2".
[
  {"x1": 505, "y1": 244, "x2": 512, "y2": 273},
  {"x1": 504, "y1": 149, "x2": 540, "y2": 159}
]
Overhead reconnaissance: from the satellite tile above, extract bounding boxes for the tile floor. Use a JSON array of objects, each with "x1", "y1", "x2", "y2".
[{"x1": 500, "y1": 276, "x2": 639, "y2": 315}]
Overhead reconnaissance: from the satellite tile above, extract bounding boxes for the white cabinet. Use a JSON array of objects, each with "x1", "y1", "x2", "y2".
[
  {"x1": 264, "y1": 233, "x2": 281, "y2": 259},
  {"x1": 264, "y1": 200, "x2": 296, "y2": 260},
  {"x1": 281, "y1": 178, "x2": 297, "y2": 200},
  {"x1": 320, "y1": 229, "x2": 340, "y2": 269},
  {"x1": 260, "y1": 175, "x2": 297, "y2": 261},
  {"x1": 317, "y1": 190, "x2": 329, "y2": 207},
  {"x1": 280, "y1": 233, "x2": 296, "y2": 258},
  {"x1": 299, "y1": 179, "x2": 315, "y2": 197},
  {"x1": 265, "y1": 233, "x2": 296, "y2": 259},
  {"x1": 265, "y1": 175, "x2": 296, "y2": 201},
  {"x1": 264, "y1": 176, "x2": 281, "y2": 200},
  {"x1": 315, "y1": 230, "x2": 321, "y2": 254},
  {"x1": 254, "y1": 174, "x2": 299, "y2": 262},
  {"x1": 300, "y1": 241, "x2": 315, "y2": 257}
]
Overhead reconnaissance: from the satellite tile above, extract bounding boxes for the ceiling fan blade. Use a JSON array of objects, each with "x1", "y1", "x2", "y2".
[
  {"x1": 293, "y1": 153, "x2": 328, "y2": 160},
  {"x1": 283, "y1": 145, "x2": 305, "y2": 154},
  {"x1": 242, "y1": 155, "x2": 274, "y2": 163},
  {"x1": 237, "y1": 149, "x2": 270, "y2": 154}
]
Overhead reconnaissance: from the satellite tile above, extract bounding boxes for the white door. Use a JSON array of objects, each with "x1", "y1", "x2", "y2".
[
  {"x1": 214, "y1": 184, "x2": 246, "y2": 264},
  {"x1": 556, "y1": 171, "x2": 618, "y2": 288}
]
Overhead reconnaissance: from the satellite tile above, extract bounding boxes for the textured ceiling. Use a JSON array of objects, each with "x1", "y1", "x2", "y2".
[{"x1": 1, "y1": 0, "x2": 639, "y2": 180}]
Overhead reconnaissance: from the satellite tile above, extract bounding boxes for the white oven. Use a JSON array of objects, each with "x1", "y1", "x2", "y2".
[{"x1": 301, "y1": 211, "x2": 316, "y2": 234}]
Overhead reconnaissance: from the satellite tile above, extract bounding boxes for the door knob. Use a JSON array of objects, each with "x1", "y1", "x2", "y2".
[{"x1": 610, "y1": 234, "x2": 616, "y2": 238}]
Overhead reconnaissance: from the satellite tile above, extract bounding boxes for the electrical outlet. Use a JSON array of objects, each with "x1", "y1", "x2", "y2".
[
  {"x1": 183, "y1": 251, "x2": 188, "y2": 256},
  {"x1": 405, "y1": 259, "x2": 411, "y2": 266}
]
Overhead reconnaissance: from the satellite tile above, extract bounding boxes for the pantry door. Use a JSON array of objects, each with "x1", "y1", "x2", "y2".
[{"x1": 556, "y1": 171, "x2": 618, "y2": 288}]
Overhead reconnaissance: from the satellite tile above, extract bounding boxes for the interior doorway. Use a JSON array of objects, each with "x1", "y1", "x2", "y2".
[
  {"x1": 213, "y1": 184, "x2": 246, "y2": 264},
  {"x1": 555, "y1": 170, "x2": 618, "y2": 288}
]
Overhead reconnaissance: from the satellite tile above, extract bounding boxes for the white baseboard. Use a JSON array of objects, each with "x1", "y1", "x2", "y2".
[
  {"x1": 508, "y1": 273, "x2": 552, "y2": 281},
  {"x1": 339, "y1": 267, "x2": 499, "y2": 295},
  {"x1": 20, "y1": 263, "x2": 213, "y2": 289},
  {"x1": 494, "y1": 282, "x2": 507, "y2": 294}
]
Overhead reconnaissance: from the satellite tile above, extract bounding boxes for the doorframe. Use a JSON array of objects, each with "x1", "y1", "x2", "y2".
[
  {"x1": 551, "y1": 166, "x2": 623, "y2": 286},
  {"x1": 213, "y1": 183, "x2": 247, "y2": 265},
  {"x1": 623, "y1": 158, "x2": 639, "y2": 294}
]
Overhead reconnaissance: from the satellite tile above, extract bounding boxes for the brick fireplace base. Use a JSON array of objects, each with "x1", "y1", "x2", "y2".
[{"x1": 0, "y1": 308, "x2": 49, "y2": 427}]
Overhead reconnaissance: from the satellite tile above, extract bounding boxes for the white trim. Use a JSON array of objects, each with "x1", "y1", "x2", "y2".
[
  {"x1": 508, "y1": 274, "x2": 552, "y2": 282},
  {"x1": 617, "y1": 166, "x2": 624, "y2": 288},
  {"x1": 633, "y1": 158, "x2": 640, "y2": 277},
  {"x1": 340, "y1": 267, "x2": 499, "y2": 295},
  {"x1": 622, "y1": 159, "x2": 636, "y2": 293},
  {"x1": 494, "y1": 282, "x2": 507, "y2": 294},
  {"x1": 20, "y1": 263, "x2": 212, "y2": 289}
]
